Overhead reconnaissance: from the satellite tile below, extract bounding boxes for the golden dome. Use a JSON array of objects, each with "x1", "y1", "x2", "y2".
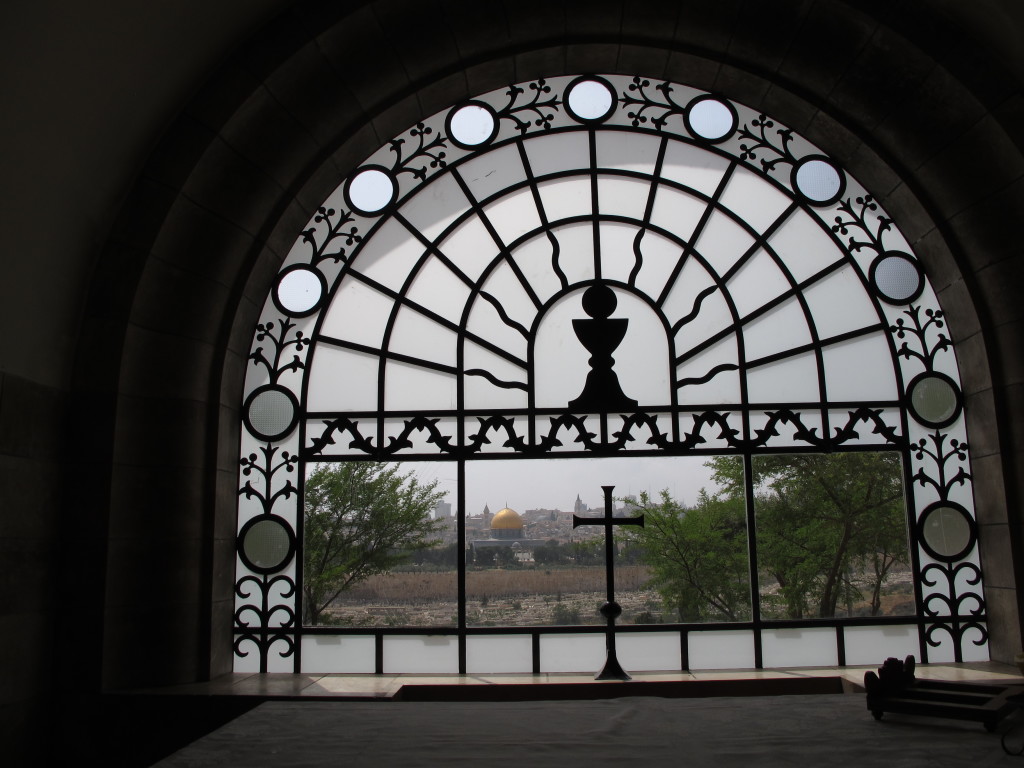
[{"x1": 490, "y1": 507, "x2": 524, "y2": 530}]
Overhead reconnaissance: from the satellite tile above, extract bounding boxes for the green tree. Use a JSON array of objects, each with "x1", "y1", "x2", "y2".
[
  {"x1": 709, "y1": 453, "x2": 908, "y2": 619},
  {"x1": 628, "y1": 488, "x2": 751, "y2": 622},
  {"x1": 302, "y1": 462, "x2": 444, "y2": 625}
]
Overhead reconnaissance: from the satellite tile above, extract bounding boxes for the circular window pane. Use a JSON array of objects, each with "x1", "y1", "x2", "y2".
[
  {"x1": 448, "y1": 103, "x2": 497, "y2": 147},
  {"x1": 566, "y1": 78, "x2": 615, "y2": 122},
  {"x1": 247, "y1": 387, "x2": 297, "y2": 441},
  {"x1": 921, "y1": 504, "x2": 974, "y2": 561},
  {"x1": 242, "y1": 518, "x2": 292, "y2": 572},
  {"x1": 275, "y1": 266, "x2": 325, "y2": 315},
  {"x1": 793, "y1": 157, "x2": 844, "y2": 204},
  {"x1": 872, "y1": 252, "x2": 923, "y2": 304},
  {"x1": 908, "y1": 373, "x2": 961, "y2": 428},
  {"x1": 346, "y1": 167, "x2": 396, "y2": 215},
  {"x1": 687, "y1": 97, "x2": 735, "y2": 141}
]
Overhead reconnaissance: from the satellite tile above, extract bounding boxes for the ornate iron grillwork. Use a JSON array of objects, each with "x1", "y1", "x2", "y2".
[{"x1": 234, "y1": 74, "x2": 984, "y2": 673}]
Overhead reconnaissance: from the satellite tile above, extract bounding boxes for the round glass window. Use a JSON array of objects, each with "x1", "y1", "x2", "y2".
[
  {"x1": 908, "y1": 373, "x2": 961, "y2": 428},
  {"x1": 240, "y1": 517, "x2": 293, "y2": 572},
  {"x1": 920, "y1": 503, "x2": 974, "y2": 561},
  {"x1": 245, "y1": 386, "x2": 298, "y2": 441}
]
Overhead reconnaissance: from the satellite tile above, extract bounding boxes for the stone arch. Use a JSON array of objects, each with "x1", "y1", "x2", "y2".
[{"x1": 77, "y1": 0, "x2": 1023, "y2": 688}]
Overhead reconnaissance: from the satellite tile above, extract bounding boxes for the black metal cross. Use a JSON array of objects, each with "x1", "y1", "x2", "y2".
[{"x1": 573, "y1": 485, "x2": 644, "y2": 680}]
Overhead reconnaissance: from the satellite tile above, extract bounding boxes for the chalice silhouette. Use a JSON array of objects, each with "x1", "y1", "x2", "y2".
[{"x1": 568, "y1": 283, "x2": 638, "y2": 411}]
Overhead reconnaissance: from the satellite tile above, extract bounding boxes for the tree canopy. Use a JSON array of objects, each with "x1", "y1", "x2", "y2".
[
  {"x1": 302, "y1": 462, "x2": 444, "y2": 625},
  {"x1": 630, "y1": 452, "x2": 910, "y2": 623}
]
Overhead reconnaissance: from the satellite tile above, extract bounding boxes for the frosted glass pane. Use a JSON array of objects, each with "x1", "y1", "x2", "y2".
[
  {"x1": 960, "y1": 627, "x2": 989, "y2": 663},
  {"x1": 630, "y1": 230, "x2": 684, "y2": 301},
  {"x1": 354, "y1": 218, "x2": 426, "y2": 291},
  {"x1": 537, "y1": 177, "x2": 592, "y2": 222},
  {"x1": 539, "y1": 633, "x2": 606, "y2": 673},
  {"x1": 767, "y1": 212, "x2": 845, "y2": 284},
  {"x1": 448, "y1": 104, "x2": 496, "y2": 147},
  {"x1": 649, "y1": 185, "x2": 705, "y2": 243},
  {"x1": 598, "y1": 223, "x2": 643, "y2": 284},
  {"x1": 464, "y1": 303, "x2": 529, "y2": 364},
  {"x1": 727, "y1": 249, "x2": 790, "y2": 319},
  {"x1": 301, "y1": 635, "x2": 375, "y2": 673},
  {"x1": 688, "y1": 630, "x2": 756, "y2": 669},
  {"x1": 399, "y1": 172, "x2": 469, "y2": 242},
  {"x1": 676, "y1": 336, "x2": 742, "y2": 405},
  {"x1": 464, "y1": 341, "x2": 529, "y2": 410},
  {"x1": 694, "y1": 211, "x2": 756, "y2": 279},
  {"x1": 842, "y1": 626, "x2": 919, "y2": 666},
  {"x1": 320, "y1": 278, "x2": 393, "y2": 348},
  {"x1": 761, "y1": 628, "x2": 837, "y2": 668},
  {"x1": 389, "y1": 309, "x2": 458, "y2": 368},
  {"x1": 795, "y1": 159, "x2": 842, "y2": 202},
  {"x1": 664, "y1": 265, "x2": 730, "y2": 351},
  {"x1": 466, "y1": 635, "x2": 534, "y2": 674},
  {"x1": 567, "y1": 79, "x2": 614, "y2": 120},
  {"x1": 598, "y1": 176, "x2": 651, "y2": 220},
  {"x1": 483, "y1": 188, "x2": 543, "y2": 247},
  {"x1": 803, "y1": 265, "x2": 879, "y2": 340},
  {"x1": 384, "y1": 361, "x2": 457, "y2": 410},
  {"x1": 437, "y1": 215, "x2": 499, "y2": 283},
  {"x1": 745, "y1": 353, "x2": 820, "y2": 404},
  {"x1": 741, "y1": 298, "x2": 812, "y2": 362},
  {"x1": 404, "y1": 256, "x2": 472, "y2": 324},
  {"x1": 719, "y1": 166, "x2": 793, "y2": 234},
  {"x1": 659, "y1": 140, "x2": 731, "y2": 197},
  {"x1": 525, "y1": 132, "x2": 591, "y2": 177},
  {"x1": 508, "y1": 232, "x2": 567, "y2": 303},
  {"x1": 822, "y1": 333, "x2": 898, "y2": 401},
  {"x1": 459, "y1": 144, "x2": 527, "y2": 202},
  {"x1": 306, "y1": 344, "x2": 378, "y2": 412},
  {"x1": 618, "y1": 632, "x2": 683, "y2": 672},
  {"x1": 595, "y1": 131, "x2": 661, "y2": 174},
  {"x1": 544, "y1": 223, "x2": 594, "y2": 284},
  {"x1": 383, "y1": 636, "x2": 459, "y2": 673}
]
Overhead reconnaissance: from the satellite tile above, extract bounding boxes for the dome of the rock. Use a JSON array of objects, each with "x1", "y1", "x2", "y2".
[{"x1": 491, "y1": 507, "x2": 523, "y2": 530}]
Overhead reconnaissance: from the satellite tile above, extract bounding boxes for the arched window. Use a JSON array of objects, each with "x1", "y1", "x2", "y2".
[{"x1": 234, "y1": 74, "x2": 984, "y2": 674}]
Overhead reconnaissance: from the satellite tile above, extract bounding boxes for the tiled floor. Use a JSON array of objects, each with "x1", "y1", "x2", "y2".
[{"x1": 134, "y1": 661, "x2": 1024, "y2": 699}]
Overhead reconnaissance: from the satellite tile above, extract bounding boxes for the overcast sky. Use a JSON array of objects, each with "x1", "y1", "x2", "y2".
[{"x1": 400, "y1": 454, "x2": 721, "y2": 517}]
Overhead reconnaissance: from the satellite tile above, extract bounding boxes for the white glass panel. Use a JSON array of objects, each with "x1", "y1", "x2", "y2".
[
  {"x1": 482, "y1": 188, "x2": 543, "y2": 247},
  {"x1": 618, "y1": 633, "x2": 683, "y2": 672},
  {"x1": 842, "y1": 626, "x2": 919, "y2": 666},
  {"x1": 693, "y1": 210, "x2": 756, "y2": 279},
  {"x1": 719, "y1": 166, "x2": 793, "y2": 234},
  {"x1": 746, "y1": 352, "x2": 820, "y2": 404},
  {"x1": 630, "y1": 230, "x2": 684, "y2": 301},
  {"x1": 675, "y1": 336, "x2": 742, "y2": 405},
  {"x1": 597, "y1": 176, "x2": 652, "y2": 220},
  {"x1": 403, "y1": 258, "x2": 472, "y2": 326},
  {"x1": 382, "y1": 635, "x2": 459, "y2": 673},
  {"x1": 761, "y1": 628, "x2": 837, "y2": 668},
  {"x1": 458, "y1": 144, "x2": 527, "y2": 202},
  {"x1": 659, "y1": 140, "x2": 731, "y2": 197},
  {"x1": 536, "y1": 176, "x2": 592, "y2": 222},
  {"x1": 477, "y1": 261, "x2": 542, "y2": 332},
  {"x1": 688, "y1": 630, "x2": 756, "y2": 669},
  {"x1": 389, "y1": 309, "x2": 458, "y2": 367},
  {"x1": 567, "y1": 79, "x2": 614, "y2": 120},
  {"x1": 464, "y1": 300, "x2": 530, "y2": 363},
  {"x1": 544, "y1": 223, "x2": 595, "y2": 285},
  {"x1": 436, "y1": 215, "x2": 499, "y2": 283},
  {"x1": 795, "y1": 159, "x2": 842, "y2": 202},
  {"x1": 649, "y1": 185, "x2": 705, "y2": 243},
  {"x1": 348, "y1": 168, "x2": 394, "y2": 213},
  {"x1": 803, "y1": 265, "x2": 879, "y2": 340},
  {"x1": 466, "y1": 635, "x2": 534, "y2": 674},
  {"x1": 277, "y1": 267, "x2": 323, "y2": 314},
  {"x1": 400, "y1": 172, "x2": 470, "y2": 242},
  {"x1": 688, "y1": 99, "x2": 734, "y2": 140},
  {"x1": 539, "y1": 633, "x2": 606, "y2": 673},
  {"x1": 509, "y1": 231, "x2": 569, "y2": 303},
  {"x1": 727, "y1": 249, "x2": 791, "y2": 319},
  {"x1": 664, "y1": 264, "x2": 731, "y2": 352},
  {"x1": 595, "y1": 131, "x2": 661, "y2": 174},
  {"x1": 232, "y1": 639, "x2": 262, "y2": 673},
  {"x1": 593, "y1": 221, "x2": 638, "y2": 284},
  {"x1": 767, "y1": 211, "x2": 845, "y2": 284},
  {"x1": 924, "y1": 632, "x2": 956, "y2": 664},
  {"x1": 306, "y1": 344, "x2": 378, "y2": 412},
  {"x1": 464, "y1": 342, "x2": 528, "y2": 410},
  {"x1": 822, "y1": 333, "x2": 898, "y2": 401},
  {"x1": 524, "y1": 132, "x2": 591, "y2": 177},
  {"x1": 384, "y1": 360, "x2": 457, "y2": 410},
  {"x1": 353, "y1": 218, "x2": 426, "y2": 291},
  {"x1": 320, "y1": 278, "x2": 393, "y2": 348},
  {"x1": 300, "y1": 635, "x2": 376, "y2": 673},
  {"x1": 741, "y1": 298, "x2": 812, "y2": 362}
]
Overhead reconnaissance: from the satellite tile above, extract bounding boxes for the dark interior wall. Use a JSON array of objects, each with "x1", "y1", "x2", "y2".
[{"x1": 1, "y1": 0, "x2": 1022, "y2": 762}]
